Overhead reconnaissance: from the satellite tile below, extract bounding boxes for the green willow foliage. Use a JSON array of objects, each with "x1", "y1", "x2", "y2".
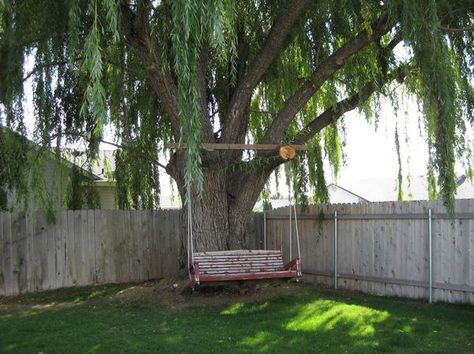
[
  {"x1": 64, "y1": 165, "x2": 100, "y2": 210},
  {"x1": 171, "y1": 0, "x2": 236, "y2": 199},
  {"x1": 0, "y1": 0, "x2": 473, "y2": 214}
]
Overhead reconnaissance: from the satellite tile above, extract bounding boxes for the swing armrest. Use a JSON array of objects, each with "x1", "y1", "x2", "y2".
[
  {"x1": 284, "y1": 257, "x2": 302, "y2": 278},
  {"x1": 190, "y1": 261, "x2": 201, "y2": 284},
  {"x1": 191, "y1": 261, "x2": 200, "y2": 275},
  {"x1": 283, "y1": 257, "x2": 299, "y2": 270}
]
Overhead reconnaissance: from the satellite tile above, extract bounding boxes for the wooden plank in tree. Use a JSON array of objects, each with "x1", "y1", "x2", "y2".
[{"x1": 165, "y1": 143, "x2": 308, "y2": 151}]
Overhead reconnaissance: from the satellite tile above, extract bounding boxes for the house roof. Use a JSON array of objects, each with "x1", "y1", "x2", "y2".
[
  {"x1": 327, "y1": 183, "x2": 370, "y2": 202},
  {"x1": 61, "y1": 149, "x2": 116, "y2": 181},
  {"x1": 0, "y1": 127, "x2": 101, "y2": 180}
]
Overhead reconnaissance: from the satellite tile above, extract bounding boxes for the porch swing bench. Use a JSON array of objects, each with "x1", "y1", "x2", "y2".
[
  {"x1": 189, "y1": 250, "x2": 301, "y2": 286},
  {"x1": 168, "y1": 143, "x2": 306, "y2": 287}
]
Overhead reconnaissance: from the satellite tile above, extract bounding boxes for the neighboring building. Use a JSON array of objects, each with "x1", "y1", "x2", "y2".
[
  {"x1": 5, "y1": 150, "x2": 106, "y2": 211},
  {"x1": 62, "y1": 149, "x2": 184, "y2": 210},
  {"x1": 327, "y1": 183, "x2": 369, "y2": 203},
  {"x1": 94, "y1": 180, "x2": 117, "y2": 209},
  {"x1": 253, "y1": 185, "x2": 368, "y2": 211},
  {"x1": 62, "y1": 149, "x2": 118, "y2": 210},
  {"x1": 253, "y1": 174, "x2": 474, "y2": 211},
  {"x1": 338, "y1": 175, "x2": 474, "y2": 202},
  {"x1": 159, "y1": 194, "x2": 182, "y2": 209},
  {"x1": 1, "y1": 128, "x2": 117, "y2": 211}
]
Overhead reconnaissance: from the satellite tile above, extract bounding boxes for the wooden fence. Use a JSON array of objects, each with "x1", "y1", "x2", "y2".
[
  {"x1": 264, "y1": 199, "x2": 474, "y2": 304},
  {"x1": 0, "y1": 210, "x2": 183, "y2": 295},
  {"x1": 1, "y1": 200, "x2": 473, "y2": 304},
  {"x1": 0, "y1": 209, "x2": 262, "y2": 296}
]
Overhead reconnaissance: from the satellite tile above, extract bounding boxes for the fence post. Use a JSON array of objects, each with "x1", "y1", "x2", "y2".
[
  {"x1": 263, "y1": 212, "x2": 267, "y2": 250},
  {"x1": 334, "y1": 210, "x2": 338, "y2": 289},
  {"x1": 428, "y1": 208, "x2": 433, "y2": 304}
]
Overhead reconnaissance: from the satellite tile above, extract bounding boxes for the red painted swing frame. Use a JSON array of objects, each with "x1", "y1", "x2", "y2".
[{"x1": 189, "y1": 252, "x2": 302, "y2": 286}]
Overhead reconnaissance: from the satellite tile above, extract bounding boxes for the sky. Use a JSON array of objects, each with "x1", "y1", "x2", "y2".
[{"x1": 334, "y1": 98, "x2": 428, "y2": 185}]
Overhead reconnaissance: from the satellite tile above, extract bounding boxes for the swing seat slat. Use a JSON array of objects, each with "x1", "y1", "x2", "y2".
[{"x1": 190, "y1": 249, "x2": 301, "y2": 286}]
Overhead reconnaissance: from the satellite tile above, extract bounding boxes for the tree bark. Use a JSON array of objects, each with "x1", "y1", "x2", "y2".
[{"x1": 167, "y1": 151, "x2": 262, "y2": 252}]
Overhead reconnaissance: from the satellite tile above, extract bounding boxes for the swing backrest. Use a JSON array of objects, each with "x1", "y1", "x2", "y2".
[{"x1": 193, "y1": 250, "x2": 285, "y2": 275}]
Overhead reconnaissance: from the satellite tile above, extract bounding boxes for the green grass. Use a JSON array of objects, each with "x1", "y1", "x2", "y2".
[{"x1": 1, "y1": 284, "x2": 473, "y2": 353}]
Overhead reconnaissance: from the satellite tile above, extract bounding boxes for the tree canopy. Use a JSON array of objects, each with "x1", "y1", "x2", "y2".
[{"x1": 0, "y1": 0, "x2": 473, "y2": 216}]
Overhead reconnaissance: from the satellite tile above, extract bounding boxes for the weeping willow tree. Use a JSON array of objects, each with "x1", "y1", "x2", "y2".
[{"x1": 0, "y1": 0, "x2": 473, "y2": 250}]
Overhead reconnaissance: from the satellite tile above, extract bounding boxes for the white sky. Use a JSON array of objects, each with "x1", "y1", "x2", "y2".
[{"x1": 334, "y1": 98, "x2": 428, "y2": 185}]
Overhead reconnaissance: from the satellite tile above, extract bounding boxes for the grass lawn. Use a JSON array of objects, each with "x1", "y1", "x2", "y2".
[{"x1": 0, "y1": 281, "x2": 473, "y2": 353}]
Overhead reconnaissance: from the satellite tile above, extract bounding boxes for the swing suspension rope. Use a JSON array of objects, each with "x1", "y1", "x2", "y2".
[
  {"x1": 288, "y1": 160, "x2": 301, "y2": 262},
  {"x1": 187, "y1": 193, "x2": 193, "y2": 279}
]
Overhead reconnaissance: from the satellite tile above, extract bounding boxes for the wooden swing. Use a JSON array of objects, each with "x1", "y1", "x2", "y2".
[{"x1": 167, "y1": 143, "x2": 304, "y2": 287}]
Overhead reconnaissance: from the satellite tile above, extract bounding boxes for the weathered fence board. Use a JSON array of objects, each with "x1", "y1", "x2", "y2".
[
  {"x1": 264, "y1": 199, "x2": 474, "y2": 304},
  {"x1": 0, "y1": 210, "x2": 184, "y2": 296}
]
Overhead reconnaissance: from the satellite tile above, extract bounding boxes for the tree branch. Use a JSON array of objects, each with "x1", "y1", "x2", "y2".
[
  {"x1": 197, "y1": 42, "x2": 215, "y2": 142},
  {"x1": 293, "y1": 65, "x2": 408, "y2": 145},
  {"x1": 261, "y1": 12, "x2": 391, "y2": 144},
  {"x1": 22, "y1": 59, "x2": 81, "y2": 82},
  {"x1": 119, "y1": 1, "x2": 180, "y2": 139},
  {"x1": 99, "y1": 139, "x2": 168, "y2": 171},
  {"x1": 232, "y1": 64, "x2": 409, "y2": 206},
  {"x1": 220, "y1": 0, "x2": 310, "y2": 144},
  {"x1": 48, "y1": 132, "x2": 168, "y2": 171}
]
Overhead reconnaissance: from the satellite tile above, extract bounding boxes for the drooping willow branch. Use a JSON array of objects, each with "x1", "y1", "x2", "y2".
[{"x1": 46, "y1": 132, "x2": 168, "y2": 171}]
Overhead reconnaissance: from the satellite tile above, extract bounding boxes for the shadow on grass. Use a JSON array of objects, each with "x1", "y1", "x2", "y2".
[
  {"x1": 0, "y1": 283, "x2": 130, "y2": 306},
  {"x1": 1, "y1": 287, "x2": 473, "y2": 353}
]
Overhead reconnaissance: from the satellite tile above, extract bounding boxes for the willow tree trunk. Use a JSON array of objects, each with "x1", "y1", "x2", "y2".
[{"x1": 167, "y1": 152, "x2": 268, "y2": 253}]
